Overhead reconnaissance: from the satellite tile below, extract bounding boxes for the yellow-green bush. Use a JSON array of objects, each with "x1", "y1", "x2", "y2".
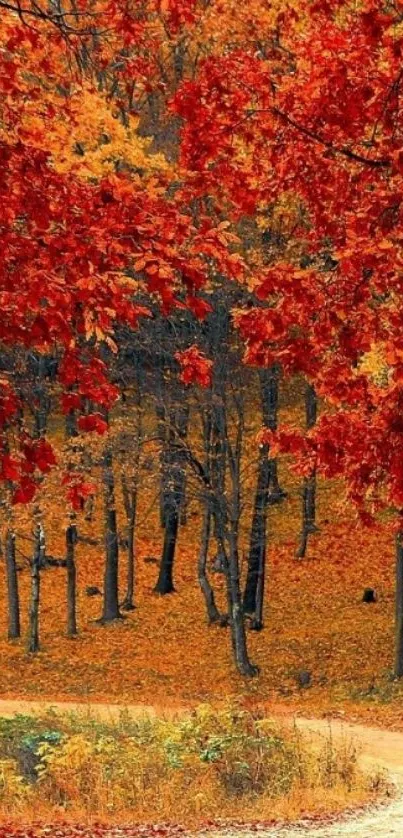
[{"x1": 0, "y1": 705, "x2": 384, "y2": 821}]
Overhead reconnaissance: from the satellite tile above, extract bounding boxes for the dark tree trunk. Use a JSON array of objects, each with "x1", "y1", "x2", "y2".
[
  {"x1": 66, "y1": 524, "x2": 78, "y2": 637},
  {"x1": 198, "y1": 505, "x2": 223, "y2": 624},
  {"x1": 101, "y1": 448, "x2": 122, "y2": 621},
  {"x1": 154, "y1": 495, "x2": 179, "y2": 594},
  {"x1": 243, "y1": 368, "x2": 280, "y2": 624},
  {"x1": 263, "y1": 366, "x2": 287, "y2": 505},
  {"x1": 268, "y1": 458, "x2": 287, "y2": 504},
  {"x1": 395, "y1": 529, "x2": 403, "y2": 678},
  {"x1": 225, "y1": 528, "x2": 259, "y2": 677},
  {"x1": 38, "y1": 521, "x2": 47, "y2": 569},
  {"x1": 208, "y1": 305, "x2": 257, "y2": 675},
  {"x1": 28, "y1": 526, "x2": 41, "y2": 653},
  {"x1": 243, "y1": 451, "x2": 270, "y2": 627},
  {"x1": 121, "y1": 480, "x2": 137, "y2": 611},
  {"x1": 296, "y1": 383, "x2": 319, "y2": 559},
  {"x1": 5, "y1": 530, "x2": 20, "y2": 640},
  {"x1": 155, "y1": 402, "x2": 188, "y2": 595},
  {"x1": 210, "y1": 395, "x2": 228, "y2": 563},
  {"x1": 156, "y1": 386, "x2": 169, "y2": 529}
]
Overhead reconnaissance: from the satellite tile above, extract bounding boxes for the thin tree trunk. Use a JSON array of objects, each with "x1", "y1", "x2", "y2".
[
  {"x1": 38, "y1": 521, "x2": 46, "y2": 569},
  {"x1": 395, "y1": 529, "x2": 403, "y2": 678},
  {"x1": 121, "y1": 482, "x2": 137, "y2": 611},
  {"x1": 264, "y1": 366, "x2": 287, "y2": 505},
  {"x1": 155, "y1": 403, "x2": 188, "y2": 595},
  {"x1": 101, "y1": 448, "x2": 122, "y2": 621},
  {"x1": 254, "y1": 536, "x2": 266, "y2": 631},
  {"x1": 296, "y1": 383, "x2": 319, "y2": 559},
  {"x1": 156, "y1": 394, "x2": 169, "y2": 529},
  {"x1": 268, "y1": 458, "x2": 286, "y2": 503},
  {"x1": 154, "y1": 496, "x2": 179, "y2": 594},
  {"x1": 243, "y1": 368, "x2": 279, "y2": 623},
  {"x1": 66, "y1": 523, "x2": 78, "y2": 637},
  {"x1": 225, "y1": 527, "x2": 259, "y2": 677},
  {"x1": 28, "y1": 526, "x2": 41, "y2": 653},
  {"x1": 243, "y1": 451, "x2": 270, "y2": 627},
  {"x1": 198, "y1": 504, "x2": 223, "y2": 624},
  {"x1": 210, "y1": 397, "x2": 228, "y2": 565},
  {"x1": 5, "y1": 530, "x2": 20, "y2": 640}
]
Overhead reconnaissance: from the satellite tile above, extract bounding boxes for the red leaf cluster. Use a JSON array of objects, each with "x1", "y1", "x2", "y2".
[{"x1": 175, "y1": 346, "x2": 213, "y2": 388}]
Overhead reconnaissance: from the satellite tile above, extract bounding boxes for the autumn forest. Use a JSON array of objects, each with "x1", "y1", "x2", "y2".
[{"x1": 1, "y1": 0, "x2": 403, "y2": 834}]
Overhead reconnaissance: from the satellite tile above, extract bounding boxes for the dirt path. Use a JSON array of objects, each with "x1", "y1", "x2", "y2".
[{"x1": 0, "y1": 700, "x2": 402, "y2": 836}]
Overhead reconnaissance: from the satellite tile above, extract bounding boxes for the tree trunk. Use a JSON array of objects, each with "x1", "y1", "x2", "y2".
[
  {"x1": 5, "y1": 530, "x2": 20, "y2": 640},
  {"x1": 66, "y1": 524, "x2": 78, "y2": 637},
  {"x1": 296, "y1": 383, "x2": 318, "y2": 559},
  {"x1": 243, "y1": 450, "x2": 270, "y2": 628},
  {"x1": 210, "y1": 396, "x2": 228, "y2": 563},
  {"x1": 198, "y1": 505, "x2": 223, "y2": 624},
  {"x1": 225, "y1": 527, "x2": 259, "y2": 677},
  {"x1": 156, "y1": 398, "x2": 169, "y2": 529},
  {"x1": 155, "y1": 402, "x2": 188, "y2": 595},
  {"x1": 121, "y1": 485, "x2": 137, "y2": 611},
  {"x1": 28, "y1": 526, "x2": 41, "y2": 653},
  {"x1": 262, "y1": 367, "x2": 287, "y2": 505},
  {"x1": 154, "y1": 495, "x2": 179, "y2": 594},
  {"x1": 38, "y1": 521, "x2": 47, "y2": 569},
  {"x1": 243, "y1": 368, "x2": 281, "y2": 624},
  {"x1": 395, "y1": 530, "x2": 403, "y2": 678},
  {"x1": 101, "y1": 448, "x2": 122, "y2": 621}
]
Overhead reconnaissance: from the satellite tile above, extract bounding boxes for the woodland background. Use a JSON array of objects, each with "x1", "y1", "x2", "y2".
[{"x1": 0, "y1": 0, "x2": 403, "y2": 725}]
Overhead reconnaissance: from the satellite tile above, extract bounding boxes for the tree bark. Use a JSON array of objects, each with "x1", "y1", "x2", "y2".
[
  {"x1": 101, "y1": 448, "x2": 122, "y2": 621},
  {"x1": 263, "y1": 367, "x2": 287, "y2": 505},
  {"x1": 121, "y1": 479, "x2": 137, "y2": 611},
  {"x1": 5, "y1": 530, "x2": 20, "y2": 640},
  {"x1": 198, "y1": 505, "x2": 223, "y2": 624},
  {"x1": 154, "y1": 491, "x2": 179, "y2": 594},
  {"x1": 243, "y1": 450, "x2": 270, "y2": 627},
  {"x1": 66, "y1": 523, "x2": 78, "y2": 637},
  {"x1": 243, "y1": 368, "x2": 280, "y2": 624},
  {"x1": 28, "y1": 526, "x2": 41, "y2": 653},
  {"x1": 225, "y1": 527, "x2": 259, "y2": 677},
  {"x1": 38, "y1": 521, "x2": 47, "y2": 569},
  {"x1": 296, "y1": 383, "x2": 318, "y2": 559},
  {"x1": 154, "y1": 403, "x2": 188, "y2": 595},
  {"x1": 156, "y1": 377, "x2": 169, "y2": 529},
  {"x1": 395, "y1": 530, "x2": 403, "y2": 678}
]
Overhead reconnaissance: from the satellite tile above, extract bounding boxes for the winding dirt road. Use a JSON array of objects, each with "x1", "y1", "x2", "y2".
[{"x1": 0, "y1": 700, "x2": 402, "y2": 836}]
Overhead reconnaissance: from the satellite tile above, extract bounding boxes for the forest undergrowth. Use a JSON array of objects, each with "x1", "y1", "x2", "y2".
[{"x1": 0, "y1": 705, "x2": 386, "y2": 829}]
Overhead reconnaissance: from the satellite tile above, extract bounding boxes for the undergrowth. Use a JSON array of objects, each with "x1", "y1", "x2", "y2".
[{"x1": 0, "y1": 705, "x2": 387, "y2": 826}]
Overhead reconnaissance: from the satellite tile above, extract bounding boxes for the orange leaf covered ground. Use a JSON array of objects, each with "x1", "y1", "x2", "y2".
[{"x1": 0, "y1": 398, "x2": 401, "y2": 729}]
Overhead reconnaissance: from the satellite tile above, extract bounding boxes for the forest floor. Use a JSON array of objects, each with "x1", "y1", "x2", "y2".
[{"x1": 0, "y1": 394, "x2": 403, "y2": 728}]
